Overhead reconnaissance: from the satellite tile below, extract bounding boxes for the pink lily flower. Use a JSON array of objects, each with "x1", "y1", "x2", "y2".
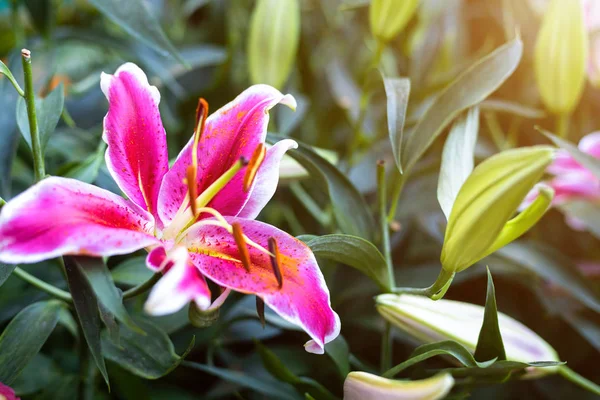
[
  {"x1": 0, "y1": 382, "x2": 19, "y2": 400},
  {"x1": 0, "y1": 63, "x2": 340, "y2": 354},
  {"x1": 522, "y1": 132, "x2": 600, "y2": 229}
]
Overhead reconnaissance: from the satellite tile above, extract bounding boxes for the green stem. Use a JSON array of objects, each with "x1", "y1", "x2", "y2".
[
  {"x1": 558, "y1": 366, "x2": 600, "y2": 396},
  {"x1": 393, "y1": 268, "x2": 455, "y2": 299},
  {"x1": 387, "y1": 172, "x2": 406, "y2": 223},
  {"x1": 122, "y1": 272, "x2": 161, "y2": 299},
  {"x1": 21, "y1": 49, "x2": 45, "y2": 182},
  {"x1": 556, "y1": 113, "x2": 569, "y2": 139},
  {"x1": 13, "y1": 267, "x2": 73, "y2": 302},
  {"x1": 0, "y1": 197, "x2": 6, "y2": 208},
  {"x1": 377, "y1": 161, "x2": 394, "y2": 289},
  {"x1": 347, "y1": 40, "x2": 386, "y2": 160},
  {"x1": 380, "y1": 321, "x2": 392, "y2": 373}
]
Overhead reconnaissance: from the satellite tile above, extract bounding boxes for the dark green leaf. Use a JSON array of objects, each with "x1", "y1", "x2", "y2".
[
  {"x1": 111, "y1": 256, "x2": 154, "y2": 286},
  {"x1": 306, "y1": 234, "x2": 390, "y2": 291},
  {"x1": 401, "y1": 37, "x2": 523, "y2": 173},
  {"x1": 325, "y1": 335, "x2": 350, "y2": 378},
  {"x1": 63, "y1": 143, "x2": 106, "y2": 183},
  {"x1": 474, "y1": 269, "x2": 506, "y2": 362},
  {"x1": 23, "y1": 0, "x2": 54, "y2": 37},
  {"x1": 102, "y1": 319, "x2": 194, "y2": 379},
  {"x1": 383, "y1": 76, "x2": 410, "y2": 173},
  {"x1": 65, "y1": 256, "x2": 142, "y2": 333},
  {"x1": 183, "y1": 362, "x2": 298, "y2": 400},
  {"x1": 0, "y1": 56, "x2": 22, "y2": 198},
  {"x1": 0, "y1": 263, "x2": 16, "y2": 287},
  {"x1": 268, "y1": 135, "x2": 377, "y2": 240},
  {"x1": 495, "y1": 241, "x2": 600, "y2": 313},
  {"x1": 541, "y1": 129, "x2": 600, "y2": 180},
  {"x1": 63, "y1": 257, "x2": 110, "y2": 387},
  {"x1": 16, "y1": 84, "x2": 64, "y2": 151},
  {"x1": 11, "y1": 353, "x2": 61, "y2": 396},
  {"x1": 88, "y1": 0, "x2": 185, "y2": 64},
  {"x1": 0, "y1": 300, "x2": 65, "y2": 384}
]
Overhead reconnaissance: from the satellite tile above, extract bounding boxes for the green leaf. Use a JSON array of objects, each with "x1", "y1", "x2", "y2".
[
  {"x1": 0, "y1": 59, "x2": 24, "y2": 96},
  {"x1": 437, "y1": 106, "x2": 479, "y2": 220},
  {"x1": 480, "y1": 99, "x2": 545, "y2": 119},
  {"x1": 256, "y1": 342, "x2": 338, "y2": 400},
  {"x1": 0, "y1": 263, "x2": 16, "y2": 287},
  {"x1": 63, "y1": 257, "x2": 110, "y2": 387},
  {"x1": 268, "y1": 134, "x2": 377, "y2": 240},
  {"x1": 306, "y1": 234, "x2": 389, "y2": 291},
  {"x1": 182, "y1": 362, "x2": 298, "y2": 400},
  {"x1": 88, "y1": 0, "x2": 185, "y2": 65},
  {"x1": 401, "y1": 37, "x2": 523, "y2": 173},
  {"x1": 16, "y1": 84, "x2": 64, "y2": 151},
  {"x1": 63, "y1": 143, "x2": 106, "y2": 184},
  {"x1": 11, "y1": 354, "x2": 61, "y2": 396},
  {"x1": 474, "y1": 269, "x2": 506, "y2": 362},
  {"x1": 111, "y1": 256, "x2": 154, "y2": 286},
  {"x1": 495, "y1": 241, "x2": 600, "y2": 313},
  {"x1": 541, "y1": 129, "x2": 600, "y2": 180},
  {"x1": 383, "y1": 76, "x2": 410, "y2": 173},
  {"x1": 441, "y1": 146, "x2": 554, "y2": 273},
  {"x1": 248, "y1": 0, "x2": 300, "y2": 89},
  {"x1": 64, "y1": 256, "x2": 142, "y2": 334},
  {"x1": 325, "y1": 335, "x2": 350, "y2": 378},
  {"x1": 23, "y1": 0, "x2": 54, "y2": 37},
  {"x1": 0, "y1": 300, "x2": 65, "y2": 384},
  {"x1": 102, "y1": 319, "x2": 194, "y2": 379},
  {"x1": 383, "y1": 340, "x2": 496, "y2": 378}
]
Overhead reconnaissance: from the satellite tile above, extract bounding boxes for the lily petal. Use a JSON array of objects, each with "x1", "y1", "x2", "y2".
[
  {"x1": 237, "y1": 139, "x2": 298, "y2": 219},
  {"x1": 158, "y1": 85, "x2": 296, "y2": 224},
  {"x1": 0, "y1": 382, "x2": 20, "y2": 400},
  {"x1": 144, "y1": 246, "x2": 211, "y2": 315},
  {"x1": 101, "y1": 62, "x2": 169, "y2": 223},
  {"x1": 184, "y1": 217, "x2": 340, "y2": 354},
  {"x1": 343, "y1": 372, "x2": 454, "y2": 400},
  {"x1": 0, "y1": 177, "x2": 157, "y2": 264}
]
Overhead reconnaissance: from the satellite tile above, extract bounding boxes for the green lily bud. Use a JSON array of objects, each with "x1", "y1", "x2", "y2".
[
  {"x1": 441, "y1": 146, "x2": 554, "y2": 273},
  {"x1": 247, "y1": 0, "x2": 300, "y2": 89},
  {"x1": 344, "y1": 371, "x2": 454, "y2": 400},
  {"x1": 376, "y1": 294, "x2": 560, "y2": 376},
  {"x1": 370, "y1": 0, "x2": 420, "y2": 43},
  {"x1": 534, "y1": 0, "x2": 588, "y2": 114},
  {"x1": 188, "y1": 302, "x2": 219, "y2": 327}
]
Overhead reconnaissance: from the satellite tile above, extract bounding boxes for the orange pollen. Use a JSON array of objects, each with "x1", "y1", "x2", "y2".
[
  {"x1": 267, "y1": 237, "x2": 283, "y2": 289},
  {"x1": 232, "y1": 222, "x2": 252, "y2": 272},
  {"x1": 243, "y1": 143, "x2": 267, "y2": 192},
  {"x1": 185, "y1": 166, "x2": 198, "y2": 218}
]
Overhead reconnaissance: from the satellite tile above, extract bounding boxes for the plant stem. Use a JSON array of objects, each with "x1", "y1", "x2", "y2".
[
  {"x1": 347, "y1": 40, "x2": 386, "y2": 160},
  {"x1": 377, "y1": 161, "x2": 394, "y2": 288},
  {"x1": 558, "y1": 366, "x2": 600, "y2": 396},
  {"x1": 556, "y1": 113, "x2": 569, "y2": 139},
  {"x1": 122, "y1": 272, "x2": 161, "y2": 299},
  {"x1": 380, "y1": 321, "x2": 392, "y2": 373},
  {"x1": 21, "y1": 49, "x2": 45, "y2": 182},
  {"x1": 13, "y1": 267, "x2": 73, "y2": 302},
  {"x1": 386, "y1": 171, "x2": 406, "y2": 223}
]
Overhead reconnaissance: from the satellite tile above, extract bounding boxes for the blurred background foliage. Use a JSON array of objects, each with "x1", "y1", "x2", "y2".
[{"x1": 1, "y1": 0, "x2": 600, "y2": 399}]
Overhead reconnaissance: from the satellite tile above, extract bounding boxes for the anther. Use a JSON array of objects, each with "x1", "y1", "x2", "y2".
[
  {"x1": 185, "y1": 166, "x2": 198, "y2": 218},
  {"x1": 240, "y1": 156, "x2": 249, "y2": 167},
  {"x1": 267, "y1": 237, "x2": 283, "y2": 289},
  {"x1": 191, "y1": 98, "x2": 209, "y2": 171},
  {"x1": 256, "y1": 296, "x2": 265, "y2": 329},
  {"x1": 243, "y1": 143, "x2": 266, "y2": 192},
  {"x1": 232, "y1": 222, "x2": 252, "y2": 272}
]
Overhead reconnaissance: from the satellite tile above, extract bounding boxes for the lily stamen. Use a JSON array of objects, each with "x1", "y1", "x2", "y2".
[
  {"x1": 244, "y1": 143, "x2": 266, "y2": 192},
  {"x1": 256, "y1": 296, "x2": 266, "y2": 328},
  {"x1": 267, "y1": 237, "x2": 283, "y2": 289},
  {"x1": 185, "y1": 166, "x2": 199, "y2": 218},
  {"x1": 232, "y1": 222, "x2": 252, "y2": 271}
]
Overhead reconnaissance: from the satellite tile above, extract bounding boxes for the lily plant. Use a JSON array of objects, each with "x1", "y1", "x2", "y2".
[{"x1": 0, "y1": 63, "x2": 340, "y2": 354}]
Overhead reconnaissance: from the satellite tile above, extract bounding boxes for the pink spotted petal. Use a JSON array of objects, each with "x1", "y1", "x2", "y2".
[
  {"x1": 158, "y1": 85, "x2": 296, "y2": 223},
  {"x1": 101, "y1": 63, "x2": 169, "y2": 224},
  {"x1": 0, "y1": 177, "x2": 157, "y2": 264},
  {"x1": 0, "y1": 382, "x2": 19, "y2": 400},
  {"x1": 184, "y1": 217, "x2": 340, "y2": 354},
  {"x1": 144, "y1": 246, "x2": 211, "y2": 315},
  {"x1": 237, "y1": 139, "x2": 298, "y2": 219}
]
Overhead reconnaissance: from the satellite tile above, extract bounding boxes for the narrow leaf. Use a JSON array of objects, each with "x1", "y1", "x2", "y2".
[
  {"x1": 437, "y1": 106, "x2": 480, "y2": 220},
  {"x1": 0, "y1": 60, "x2": 24, "y2": 97},
  {"x1": 0, "y1": 264, "x2": 16, "y2": 288},
  {"x1": 88, "y1": 0, "x2": 185, "y2": 65},
  {"x1": 383, "y1": 76, "x2": 411, "y2": 173},
  {"x1": 64, "y1": 256, "x2": 142, "y2": 334},
  {"x1": 325, "y1": 335, "x2": 350, "y2": 378},
  {"x1": 474, "y1": 269, "x2": 507, "y2": 362},
  {"x1": 541, "y1": 129, "x2": 600, "y2": 180},
  {"x1": 307, "y1": 234, "x2": 390, "y2": 291},
  {"x1": 16, "y1": 84, "x2": 64, "y2": 151},
  {"x1": 0, "y1": 300, "x2": 64, "y2": 384},
  {"x1": 402, "y1": 37, "x2": 523, "y2": 173},
  {"x1": 63, "y1": 257, "x2": 110, "y2": 387}
]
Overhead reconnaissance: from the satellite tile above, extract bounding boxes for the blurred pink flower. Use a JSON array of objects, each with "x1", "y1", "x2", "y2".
[{"x1": 0, "y1": 382, "x2": 19, "y2": 400}]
